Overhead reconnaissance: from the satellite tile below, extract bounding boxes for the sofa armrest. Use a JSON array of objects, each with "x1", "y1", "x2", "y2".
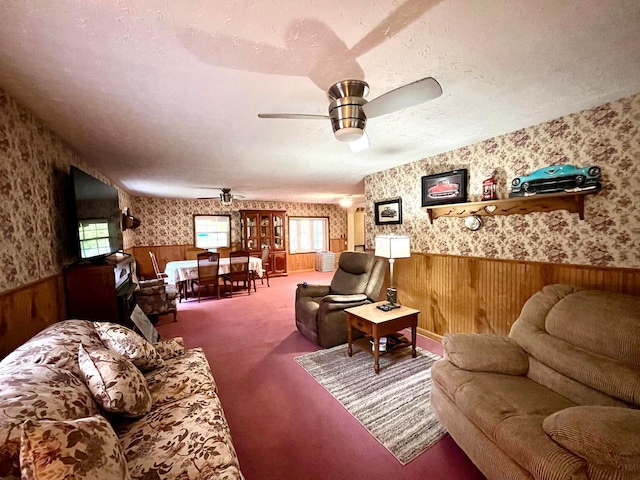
[
  {"x1": 296, "y1": 284, "x2": 331, "y2": 300},
  {"x1": 153, "y1": 337, "x2": 185, "y2": 360},
  {"x1": 442, "y1": 333, "x2": 529, "y2": 375},
  {"x1": 543, "y1": 406, "x2": 640, "y2": 471}
]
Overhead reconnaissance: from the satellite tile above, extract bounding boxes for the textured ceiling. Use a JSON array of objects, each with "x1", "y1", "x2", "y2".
[{"x1": 0, "y1": 1, "x2": 639, "y2": 204}]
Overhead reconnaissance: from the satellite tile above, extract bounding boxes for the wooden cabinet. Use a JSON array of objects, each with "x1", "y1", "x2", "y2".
[
  {"x1": 240, "y1": 210, "x2": 288, "y2": 276},
  {"x1": 64, "y1": 252, "x2": 136, "y2": 325}
]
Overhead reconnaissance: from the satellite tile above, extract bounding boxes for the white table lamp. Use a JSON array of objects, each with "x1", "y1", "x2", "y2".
[{"x1": 374, "y1": 235, "x2": 411, "y2": 306}]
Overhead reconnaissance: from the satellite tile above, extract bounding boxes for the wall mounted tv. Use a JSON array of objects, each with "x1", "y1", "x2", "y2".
[{"x1": 70, "y1": 166, "x2": 123, "y2": 260}]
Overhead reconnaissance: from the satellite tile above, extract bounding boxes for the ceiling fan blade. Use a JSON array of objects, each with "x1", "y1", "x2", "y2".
[
  {"x1": 258, "y1": 113, "x2": 330, "y2": 120},
  {"x1": 348, "y1": 131, "x2": 369, "y2": 153},
  {"x1": 361, "y1": 77, "x2": 442, "y2": 119}
]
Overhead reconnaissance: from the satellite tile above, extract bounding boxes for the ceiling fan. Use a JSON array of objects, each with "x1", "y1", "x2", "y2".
[
  {"x1": 258, "y1": 76, "x2": 442, "y2": 152},
  {"x1": 197, "y1": 187, "x2": 246, "y2": 205}
]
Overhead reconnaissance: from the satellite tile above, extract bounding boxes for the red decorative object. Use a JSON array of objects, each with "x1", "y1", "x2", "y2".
[{"x1": 482, "y1": 173, "x2": 497, "y2": 201}]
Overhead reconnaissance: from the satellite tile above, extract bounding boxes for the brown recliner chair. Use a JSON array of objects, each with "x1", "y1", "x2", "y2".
[{"x1": 295, "y1": 251, "x2": 386, "y2": 348}]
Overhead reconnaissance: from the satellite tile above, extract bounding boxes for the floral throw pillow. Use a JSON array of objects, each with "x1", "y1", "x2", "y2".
[
  {"x1": 152, "y1": 337, "x2": 185, "y2": 360},
  {"x1": 94, "y1": 322, "x2": 164, "y2": 371},
  {"x1": 20, "y1": 415, "x2": 131, "y2": 480},
  {"x1": 78, "y1": 345, "x2": 152, "y2": 417}
]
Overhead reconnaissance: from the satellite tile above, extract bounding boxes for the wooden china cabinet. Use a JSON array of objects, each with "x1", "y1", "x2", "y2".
[{"x1": 240, "y1": 210, "x2": 287, "y2": 276}]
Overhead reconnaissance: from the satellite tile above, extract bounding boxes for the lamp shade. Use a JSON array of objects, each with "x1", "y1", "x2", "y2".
[{"x1": 374, "y1": 235, "x2": 411, "y2": 259}]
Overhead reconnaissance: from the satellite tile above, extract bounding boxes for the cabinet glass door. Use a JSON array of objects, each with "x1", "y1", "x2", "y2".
[
  {"x1": 272, "y1": 213, "x2": 284, "y2": 250},
  {"x1": 260, "y1": 214, "x2": 272, "y2": 249},
  {"x1": 244, "y1": 213, "x2": 259, "y2": 250}
]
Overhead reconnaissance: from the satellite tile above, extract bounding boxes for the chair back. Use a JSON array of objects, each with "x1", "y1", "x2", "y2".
[
  {"x1": 228, "y1": 250, "x2": 250, "y2": 279},
  {"x1": 197, "y1": 252, "x2": 220, "y2": 283},
  {"x1": 217, "y1": 247, "x2": 231, "y2": 258},
  {"x1": 149, "y1": 251, "x2": 167, "y2": 280},
  {"x1": 260, "y1": 246, "x2": 270, "y2": 264},
  {"x1": 330, "y1": 251, "x2": 385, "y2": 301}
]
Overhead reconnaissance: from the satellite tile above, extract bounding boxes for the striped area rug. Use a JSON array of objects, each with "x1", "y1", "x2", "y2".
[{"x1": 295, "y1": 344, "x2": 445, "y2": 465}]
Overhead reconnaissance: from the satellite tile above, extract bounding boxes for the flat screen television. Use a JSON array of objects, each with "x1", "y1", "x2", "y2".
[{"x1": 70, "y1": 166, "x2": 124, "y2": 260}]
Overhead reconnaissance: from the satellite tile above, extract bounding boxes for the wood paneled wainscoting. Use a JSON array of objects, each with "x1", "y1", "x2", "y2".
[
  {"x1": 0, "y1": 275, "x2": 66, "y2": 359},
  {"x1": 131, "y1": 245, "x2": 197, "y2": 280},
  {"x1": 391, "y1": 253, "x2": 640, "y2": 341},
  {"x1": 287, "y1": 238, "x2": 347, "y2": 272}
]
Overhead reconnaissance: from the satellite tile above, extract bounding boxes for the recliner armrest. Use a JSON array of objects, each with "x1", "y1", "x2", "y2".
[
  {"x1": 543, "y1": 406, "x2": 640, "y2": 471},
  {"x1": 442, "y1": 333, "x2": 529, "y2": 375},
  {"x1": 321, "y1": 294, "x2": 368, "y2": 304},
  {"x1": 296, "y1": 284, "x2": 330, "y2": 300}
]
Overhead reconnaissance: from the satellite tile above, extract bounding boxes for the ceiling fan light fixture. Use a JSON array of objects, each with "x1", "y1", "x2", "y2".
[
  {"x1": 220, "y1": 188, "x2": 233, "y2": 206},
  {"x1": 334, "y1": 127, "x2": 364, "y2": 143}
]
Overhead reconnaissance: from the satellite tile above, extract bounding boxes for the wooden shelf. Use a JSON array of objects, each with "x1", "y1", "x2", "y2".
[
  {"x1": 353, "y1": 336, "x2": 411, "y2": 357},
  {"x1": 425, "y1": 190, "x2": 599, "y2": 224}
]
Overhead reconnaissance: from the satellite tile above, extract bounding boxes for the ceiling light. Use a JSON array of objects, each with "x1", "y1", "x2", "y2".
[
  {"x1": 334, "y1": 127, "x2": 364, "y2": 143},
  {"x1": 220, "y1": 188, "x2": 233, "y2": 206},
  {"x1": 339, "y1": 196, "x2": 353, "y2": 208}
]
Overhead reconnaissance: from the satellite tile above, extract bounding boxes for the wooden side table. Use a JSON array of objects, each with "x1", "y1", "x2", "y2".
[{"x1": 345, "y1": 301, "x2": 420, "y2": 374}]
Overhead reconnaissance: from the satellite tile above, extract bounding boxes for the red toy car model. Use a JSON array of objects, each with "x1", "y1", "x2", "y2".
[{"x1": 428, "y1": 179, "x2": 459, "y2": 198}]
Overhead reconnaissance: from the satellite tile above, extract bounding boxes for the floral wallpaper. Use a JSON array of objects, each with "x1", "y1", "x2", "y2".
[
  {"x1": 2, "y1": 83, "x2": 638, "y2": 296},
  {"x1": 0, "y1": 86, "x2": 345, "y2": 294},
  {"x1": 365, "y1": 93, "x2": 640, "y2": 268},
  {"x1": 0, "y1": 87, "x2": 134, "y2": 293},
  {"x1": 130, "y1": 198, "x2": 347, "y2": 247}
]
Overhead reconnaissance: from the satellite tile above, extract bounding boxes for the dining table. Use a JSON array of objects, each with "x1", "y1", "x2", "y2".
[{"x1": 165, "y1": 257, "x2": 263, "y2": 300}]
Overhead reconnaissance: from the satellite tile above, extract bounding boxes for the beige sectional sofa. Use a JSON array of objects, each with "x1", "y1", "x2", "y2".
[
  {"x1": 0, "y1": 320, "x2": 244, "y2": 479},
  {"x1": 431, "y1": 284, "x2": 640, "y2": 480}
]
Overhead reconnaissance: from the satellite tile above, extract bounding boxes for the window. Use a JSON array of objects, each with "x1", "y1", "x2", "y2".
[
  {"x1": 78, "y1": 220, "x2": 112, "y2": 258},
  {"x1": 193, "y1": 215, "x2": 231, "y2": 249},
  {"x1": 289, "y1": 217, "x2": 329, "y2": 253}
]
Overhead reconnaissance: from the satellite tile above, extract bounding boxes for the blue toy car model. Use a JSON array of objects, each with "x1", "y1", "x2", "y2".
[{"x1": 509, "y1": 165, "x2": 601, "y2": 197}]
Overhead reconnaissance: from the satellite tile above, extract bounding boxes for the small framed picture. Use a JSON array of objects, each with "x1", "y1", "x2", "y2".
[
  {"x1": 374, "y1": 198, "x2": 403, "y2": 225},
  {"x1": 421, "y1": 169, "x2": 468, "y2": 207}
]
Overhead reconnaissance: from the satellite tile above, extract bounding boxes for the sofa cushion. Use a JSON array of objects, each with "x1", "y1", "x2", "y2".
[
  {"x1": 511, "y1": 285, "x2": 640, "y2": 406},
  {"x1": 443, "y1": 333, "x2": 529, "y2": 375},
  {"x1": 545, "y1": 290, "x2": 640, "y2": 367},
  {"x1": 20, "y1": 415, "x2": 131, "y2": 480},
  {"x1": 116, "y1": 393, "x2": 243, "y2": 480},
  {"x1": 0, "y1": 363, "x2": 99, "y2": 479},
  {"x1": 144, "y1": 348, "x2": 218, "y2": 406},
  {"x1": 432, "y1": 359, "x2": 586, "y2": 479},
  {"x1": 152, "y1": 337, "x2": 185, "y2": 360},
  {"x1": 94, "y1": 322, "x2": 164, "y2": 371},
  {"x1": 543, "y1": 406, "x2": 640, "y2": 472},
  {"x1": 0, "y1": 320, "x2": 105, "y2": 377},
  {"x1": 78, "y1": 345, "x2": 152, "y2": 417}
]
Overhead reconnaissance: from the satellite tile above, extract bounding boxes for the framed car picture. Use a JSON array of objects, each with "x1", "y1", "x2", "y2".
[
  {"x1": 374, "y1": 198, "x2": 402, "y2": 225},
  {"x1": 421, "y1": 169, "x2": 468, "y2": 207}
]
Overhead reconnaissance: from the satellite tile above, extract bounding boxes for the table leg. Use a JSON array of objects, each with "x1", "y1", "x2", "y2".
[
  {"x1": 347, "y1": 318, "x2": 353, "y2": 357},
  {"x1": 373, "y1": 329, "x2": 380, "y2": 374},
  {"x1": 411, "y1": 321, "x2": 417, "y2": 358}
]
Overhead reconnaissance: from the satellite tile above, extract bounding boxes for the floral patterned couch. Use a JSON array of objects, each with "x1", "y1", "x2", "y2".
[{"x1": 0, "y1": 320, "x2": 244, "y2": 479}]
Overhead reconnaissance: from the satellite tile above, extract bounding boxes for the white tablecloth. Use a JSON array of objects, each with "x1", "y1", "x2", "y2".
[{"x1": 165, "y1": 257, "x2": 263, "y2": 285}]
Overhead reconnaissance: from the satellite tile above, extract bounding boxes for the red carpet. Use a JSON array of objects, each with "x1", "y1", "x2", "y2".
[{"x1": 156, "y1": 270, "x2": 485, "y2": 480}]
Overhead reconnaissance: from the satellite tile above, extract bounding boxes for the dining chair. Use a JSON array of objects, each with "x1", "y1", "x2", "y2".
[
  {"x1": 222, "y1": 250, "x2": 252, "y2": 296},
  {"x1": 260, "y1": 246, "x2": 270, "y2": 287},
  {"x1": 194, "y1": 252, "x2": 221, "y2": 302},
  {"x1": 149, "y1": 251, "x2": 169, "y2": 281}
]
